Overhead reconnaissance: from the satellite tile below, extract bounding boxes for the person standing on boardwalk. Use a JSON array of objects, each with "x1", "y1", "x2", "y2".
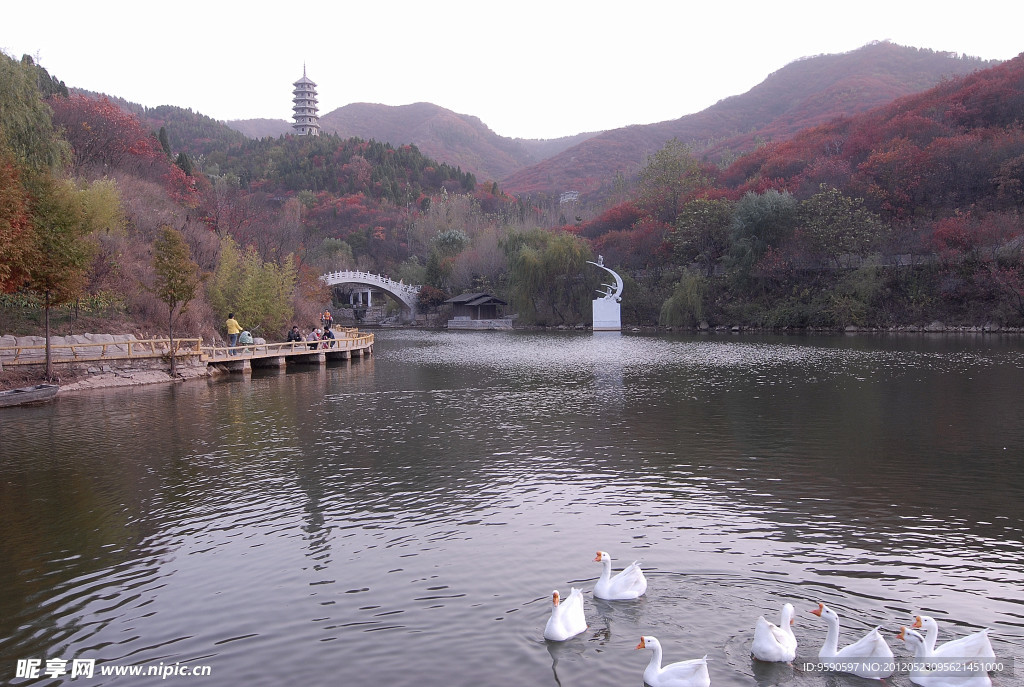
[
  {"x1": 225, "y1": 313, "x2": 242, "y2": 354},
  {"x1": 321, "y1": 309, "x2": 334, "y2": 331}
]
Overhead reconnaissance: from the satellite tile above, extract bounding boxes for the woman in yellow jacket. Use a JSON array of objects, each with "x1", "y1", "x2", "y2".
[{"x1": 225, "y1": 313, "x2": 242, "y2": 354}]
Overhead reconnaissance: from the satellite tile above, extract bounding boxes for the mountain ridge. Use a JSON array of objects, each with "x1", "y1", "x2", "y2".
[
  {"x1": 218, "y1": 42, "x2": 1001, "y2": 197},
  {"x1": 224, "y1": 103, "x2": 601, "y2": 183},
  {"x1": 501, "y1": 42, "x2": 1001, "y2": 196}
]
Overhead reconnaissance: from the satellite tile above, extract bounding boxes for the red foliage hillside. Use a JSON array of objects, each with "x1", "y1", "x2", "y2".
[
  {"x1": 501, "y1": 42, "x2": 999, "y2": 197},
  {"x1": 720, "y1": 52, "x2": 1024, "y2": 220}
]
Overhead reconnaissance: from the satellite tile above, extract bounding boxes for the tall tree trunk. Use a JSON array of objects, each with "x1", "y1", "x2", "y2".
[
  {"x1": 168, "y1": 306, "x2": 177, "y2": 377},
  {"x1": 44, "y1": 290, "x2": 53, "y2": 382}
]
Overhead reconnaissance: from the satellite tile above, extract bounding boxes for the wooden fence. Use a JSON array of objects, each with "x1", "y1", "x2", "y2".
[
  {"x1": 1, "y1": 330, "x2": 374, "y2": 367},
  {"x1": 0, "y1": 338, "x2": 203, "y2": 366}
]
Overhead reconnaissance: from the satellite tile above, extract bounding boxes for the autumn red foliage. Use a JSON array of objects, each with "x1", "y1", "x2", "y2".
[
  {"x1": 0, "y1": 152, "x2": 33, "y2": 292},
  {"x1": 49, "y1": 94, "x2": 198, "y2": 206}
]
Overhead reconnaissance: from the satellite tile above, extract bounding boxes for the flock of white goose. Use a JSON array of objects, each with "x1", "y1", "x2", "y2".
[{"x1": 544, "y1": 551, "x2": 997, "y2": 687}]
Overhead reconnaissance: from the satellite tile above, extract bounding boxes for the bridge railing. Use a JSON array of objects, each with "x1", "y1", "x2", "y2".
[
  {"x1": 201, "y1": 330, "x2": 374, "y2": 360},
  {"x1": 321, "y1": 270, "x2": 421, "y2": 298},
  {"x1": 0, "y1": 338, "x2": 204, "y2": 366}
]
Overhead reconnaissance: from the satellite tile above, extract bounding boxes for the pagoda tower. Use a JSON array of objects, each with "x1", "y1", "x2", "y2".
[{"x1": 292, "y1": 66, "x2": 321, "y2": 136}]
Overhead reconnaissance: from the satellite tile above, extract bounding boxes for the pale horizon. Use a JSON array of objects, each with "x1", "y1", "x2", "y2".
[{"x1": 4, "y1": 0, "x2": 1022, "y2": 140}]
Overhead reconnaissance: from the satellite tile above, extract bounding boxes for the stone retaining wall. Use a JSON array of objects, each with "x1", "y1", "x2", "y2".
[
  {"x1": 0, "y1": 333, "x2": 150, "y2": 361},
  {"x1": 0, "y1": 334, "x2": 210, "y2": 388}
]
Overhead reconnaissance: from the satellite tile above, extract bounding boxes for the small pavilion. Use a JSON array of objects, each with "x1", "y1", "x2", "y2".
[{"x1": 445, "y1": 293, "x2": 511, "y2": 329}]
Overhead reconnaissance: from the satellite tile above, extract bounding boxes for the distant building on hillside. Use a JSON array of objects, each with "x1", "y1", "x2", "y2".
[{"x1": 292, "y1": 66, "x2": 321, "y2": 136}]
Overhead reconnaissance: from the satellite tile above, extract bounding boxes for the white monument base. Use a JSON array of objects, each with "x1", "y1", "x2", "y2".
[{"x1": 592, "y1": 298, "x2": 621, "y2": 331}]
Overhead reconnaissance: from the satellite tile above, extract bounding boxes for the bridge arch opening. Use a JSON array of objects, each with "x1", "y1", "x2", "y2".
[{"x1": 321, "y1": 270, "x2": 422, "y2": 324}]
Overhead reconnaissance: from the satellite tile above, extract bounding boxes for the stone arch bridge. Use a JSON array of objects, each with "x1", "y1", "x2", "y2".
[{"x1": 321, "y1": 270, "x2": 422, "y2": 319}]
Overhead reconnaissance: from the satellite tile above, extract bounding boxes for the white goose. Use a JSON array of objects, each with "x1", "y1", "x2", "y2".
[
  {"x1": 898, "y1": 626, "x2": 992, "y2": 687},
  {"x1": 751, "y1": 603, "x2": 798, "y2": 662},
  {"x1": 543, "y1": 588, "x2": 587, "y2": 641},
  {"x1": 913, "y1": 615, "x2": 995, "y2": 660},
  {"x1": 594, "y1": 550, "x2": 647, "y2": 600},
  {"x1": 636, "y1": 636, "x2": 710, "y2": 687},
  {"x1": 810, "y1": 602, "x2": 893, "y2": 679}
]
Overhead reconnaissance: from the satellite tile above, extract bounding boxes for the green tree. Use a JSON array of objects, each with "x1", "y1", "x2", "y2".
[
  {"x1": 424, "y1": 228, "x2": 470, "y2": 291},
  {"x1": 636, "y1": 139, "x2": 706, "y2": 224},
  {"x1": 727, "y1": 190, "x2": 798, "y2": 286},
  {"x1": 796, "y1": 185, "x2": 883, "y2": 268},
  {"x1": 174, "y1": 151, "x2": 193, "y2": 177},
  {"x1": 207, "y1": 235, "x2": 243, "y2": 319},
  {"x1": 21, "y1": 54, "x2": 68, "y2": 99},
  {"x1": 659, "y1": 270, "x2": 708, "y2": 328},
  {"x1": 672, "y1": 198, "x2": 733, "y2": 277},
  {"x1": 158, "y1": 126, "x2": 172, "y2": 157},
  {"x1": 75, "y1": 178, "x2": 126, "y2": 236},
  {"x1": 208, "y1": 235, "x2": 296, "y2": 335},
  {"x1": 150, "y1": 226, "x2": 203, "y2": 376},
  {"x1": 502, "y1": 228, "x2": 592, "y2": 325},
  {"x1": 24, "y1": 175, "x2": 97, "y2": 380},
  {"x1": 0, "y1": 51, "x2": 69, "y2": 173}
]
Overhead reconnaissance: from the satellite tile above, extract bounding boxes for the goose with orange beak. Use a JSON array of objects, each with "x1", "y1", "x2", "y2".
[
  {"x1": 752, "y1": 602, "x2": 797, "y2": 662},
  {"x1": 594, "y1": 550, "x2": 647, "y2": 600},
  {"x1": 810, "y1": 602, "x2": 893, "y2": 679},
  {"x1": 543, "y1": 587, "x2": 587, "y2": 641},
  {"x1": 635, "y1": 636, "x2": 710, "y2": 687},
  {"x1": 898, "y1": 626, "x2": 992, "y2": 687},
  {"x1": 912, "y1": 614, "x2": 995, "y2": 660}
]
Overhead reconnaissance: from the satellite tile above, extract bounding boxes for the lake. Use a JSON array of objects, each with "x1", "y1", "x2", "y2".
[{"x1": 1, "y1": 330, "x2": 1022, "y2": 686}]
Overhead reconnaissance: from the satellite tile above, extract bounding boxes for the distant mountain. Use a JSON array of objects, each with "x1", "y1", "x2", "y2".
[
  {"x1": 225, "y1": 118, "x2": 292, "y2": 139},
  {"x1": 500, "y1": 42, "x2": 1002, "y2": 197},
  {"x1": 225, "y1": 102, "x2": 599, "y2": 183}
]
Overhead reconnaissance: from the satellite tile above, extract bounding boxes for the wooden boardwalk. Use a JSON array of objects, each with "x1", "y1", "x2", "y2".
[
  {"x1": 204, "y1": 331, "x2": 374, "y2": 373},
  {"x1": 0, "y1": 329, "x2": 373, "y2": 374}
]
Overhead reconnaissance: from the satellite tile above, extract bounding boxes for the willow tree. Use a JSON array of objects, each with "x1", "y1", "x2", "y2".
[
  {"x1": 151, "y1": 226, "x2": 203, "y2": 376},
  {"x1": 0, "y1": 51, "x2": 69, "y2": 173},
  {"x1": 501, "y1": 228, "x2": 592, "y2": 326},
  {"x1": 659, "y1": 271, "x2": 708, "y2": 328},
  {"x1": 0, "y1": 51, "x2": 70, "y2": 296}
]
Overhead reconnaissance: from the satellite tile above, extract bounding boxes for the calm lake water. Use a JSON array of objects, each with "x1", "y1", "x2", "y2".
[{"x1": 1, "y1": 330, "x2": 1022, "y2": 687}]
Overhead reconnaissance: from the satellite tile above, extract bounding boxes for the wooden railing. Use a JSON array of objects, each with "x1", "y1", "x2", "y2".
[
  {"x1": 0, "y1": 338, "x2": 204, "y2": 365},
  {"x1": 0, "y1": 330, "x2": 374, "y2": 366},
  {"x1": 201, "y1": 331, "x2": 374, "y2": 360}
]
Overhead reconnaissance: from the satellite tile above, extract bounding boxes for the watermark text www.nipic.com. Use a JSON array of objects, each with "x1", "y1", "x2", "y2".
[{"x1": 16, "y1": 658, "x2": 212, "y2": 680}]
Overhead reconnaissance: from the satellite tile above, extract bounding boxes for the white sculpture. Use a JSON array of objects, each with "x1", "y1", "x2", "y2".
[{"x1": 587, "y1": 257, "x2": 623, "y2": 331}]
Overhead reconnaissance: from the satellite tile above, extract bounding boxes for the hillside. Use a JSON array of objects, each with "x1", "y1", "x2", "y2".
[
  {"x1": 225, "y1": 103, "x2": 599, "y2": 183},
  {"x1": 718, "y1": 51, "x2": 1024, "y2": 217},
  {"x1": 501, "y1": 42, "x2": 1001, "y2": 197},
  {"x1": 224, "y1": 118, "x2": 292, "y2": 139},
  {"x1": 70, "y1": 90, "x2": 249, "y2": 157}
]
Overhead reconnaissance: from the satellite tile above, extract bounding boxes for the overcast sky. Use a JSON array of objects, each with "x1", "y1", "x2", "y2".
[{"x1": 4, "y1": 1, "x2": 1022, "y2": 140}]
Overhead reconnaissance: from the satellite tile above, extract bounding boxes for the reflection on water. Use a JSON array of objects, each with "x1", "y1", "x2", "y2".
[{"x1": 1, "y1": 331, "x2": 1022, "y2": 686}]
